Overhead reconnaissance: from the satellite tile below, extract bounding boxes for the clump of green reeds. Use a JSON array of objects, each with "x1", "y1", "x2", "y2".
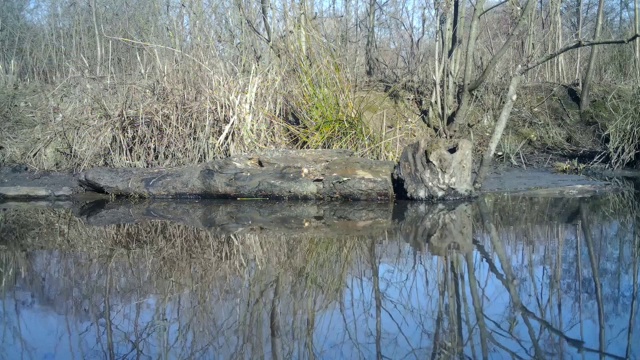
[{"x1": 279, "y1": 37, "x2": 391, "y2": 159}]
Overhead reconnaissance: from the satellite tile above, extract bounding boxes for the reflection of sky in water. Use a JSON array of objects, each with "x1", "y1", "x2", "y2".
[{"x1": 1, "y1": 213, "x2": 639, "y2": 359}]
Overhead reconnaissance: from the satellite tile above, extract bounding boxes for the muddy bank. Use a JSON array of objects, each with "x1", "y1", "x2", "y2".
[{"x1": 479, "y1": 166, "x2": 613, "y2": 196}]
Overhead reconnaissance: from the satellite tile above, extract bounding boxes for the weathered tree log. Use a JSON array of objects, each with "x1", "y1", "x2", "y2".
[
  {"x1": 79, "y1": 149, "x2": 396, "y2": 201},
  {"x1": 394, "y1": 139, "x2": 473, "y2": 200}
]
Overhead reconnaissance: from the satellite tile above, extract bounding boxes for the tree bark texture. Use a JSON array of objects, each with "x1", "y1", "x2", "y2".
[
  {"x1": 80, "y1": 149, "x2": 396, "y2": 201},
  {"x1": 580, "y1": 0, "x2": 606, "y2": 111}
]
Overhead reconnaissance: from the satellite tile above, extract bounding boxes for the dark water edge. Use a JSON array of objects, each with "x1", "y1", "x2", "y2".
[{"x1": 0, "y1": 192, "x2": 639, "y2": 359}]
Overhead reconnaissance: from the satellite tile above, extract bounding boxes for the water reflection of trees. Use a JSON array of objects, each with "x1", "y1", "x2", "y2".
[
  {"x1": 471, "y1": 191, "x2": 639, "y2": 359},
  {"x1": 0, "y1": 192, "x2": 638, "y2": 359}
]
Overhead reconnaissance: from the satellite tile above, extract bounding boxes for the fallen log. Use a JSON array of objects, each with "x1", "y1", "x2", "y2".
[
  {"x1": 80, "y1": 149, "x2": 396, "y2": 201},
  {"x1": 4, "y1": 146, "x2": 613, "y2": 202}
]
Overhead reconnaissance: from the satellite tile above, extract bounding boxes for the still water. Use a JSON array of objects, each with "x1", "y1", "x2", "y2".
[{"x1": 0, "y1": 193, "x2": 638, "y2": 360}]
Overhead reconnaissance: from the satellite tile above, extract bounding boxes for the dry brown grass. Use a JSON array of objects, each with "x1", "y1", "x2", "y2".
[
  {"x1": 1, "y1": 65, "x2": 294, "y2": 171},
  {"x1": 0, "y1": 13, "x2": 404, "y2": 171},
  {"x1": 0, "y1": 58, "x2": 407, "y2": 171},
  {"x1": 597, "y1": 86, "x2": 640, "y2": 168}
]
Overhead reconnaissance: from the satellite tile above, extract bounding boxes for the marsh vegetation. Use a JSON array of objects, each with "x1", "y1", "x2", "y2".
[{"x1": 1, "y1": 0, "x2": 639, "y2": 171}]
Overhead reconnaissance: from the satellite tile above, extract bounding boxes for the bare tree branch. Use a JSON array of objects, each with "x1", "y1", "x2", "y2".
[
  {"x1": 261, "y1": 0, "x2": 272, "y2": 46},
  {"x1": 479, "y1": 0, "x2": 508, "y2": 18},
  {"x1": 237, "y1": 2, "x2": 270, "y2": 46},
  {"x1": 469, "y1": 0, "x2": 535, "y2": 92},
  {"x1": 474, "y1": 69, "x2": 523, "y2": 189},
  {"x1": 523, "y1": 34, "x2": 640, "y2": 73}
]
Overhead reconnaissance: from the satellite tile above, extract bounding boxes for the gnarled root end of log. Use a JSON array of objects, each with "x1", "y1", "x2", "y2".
[{"x1": 394, "y1": 139, "x2": 474, "y2": 201}]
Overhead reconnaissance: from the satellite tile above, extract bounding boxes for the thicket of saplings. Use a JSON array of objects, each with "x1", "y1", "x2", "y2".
[{"x1": 0, "y1": 0, "x2": 638, "y2": 171}]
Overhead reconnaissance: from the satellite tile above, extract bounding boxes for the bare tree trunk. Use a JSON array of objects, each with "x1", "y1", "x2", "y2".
[
  {"x1": 365, "y1": 0, "x2": 377, "y2": 77},
  {"x1": 474, "y1": 70, "x2": 523, "y2": 189},
  {"x1": 620, "y1": 0, "x2": 625, "y2": 32},
  {"x1": 261, "y1": 0, "x2": 272, "y2": 46},
  {"x1": 343, "y1": 0, "x2": 351, "y2": 50},
  {"x1": 445, "y1": 0, "x2": 467, "y2": 108},
  {"x1": 576, "y1": 0, "x2": 584, "y2": 85},
  {"x1": 299, "y1": 0, "x2": 309, "y2": 59},
  {"x1": 451, "y1": 0, "x2": 534, "y2": 133},
  {"x1": 467, "y1": 0, "x2": 534, "y2": 92},
  {"x1": 454, "y1": 0, "x2": 489, "y2": 131},
  {"x1": 554, "y1": 0, "x2": 565, "y2": 82},
  {"x1": 580, "y1": 0, "x2": 606, "y2": 111},
  {"x1": 439, "y1": 0, "x2": 456, "y2": 132},
  {"x1": 434, "y1": 8, "x2": 444, "y2": 129}
]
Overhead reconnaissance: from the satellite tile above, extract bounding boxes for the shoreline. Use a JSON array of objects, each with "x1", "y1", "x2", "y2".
[{"x1": 0, "y1": 162, "x2": 616, "y2": 202}]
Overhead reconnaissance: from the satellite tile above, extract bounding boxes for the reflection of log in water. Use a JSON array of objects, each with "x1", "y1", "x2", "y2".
[
  {"x1": 78, "y1": 199, "x2": 394, "y2": 239},
  {"x1": 4, "y1": 194, "x2": 611, "y2": 254}
]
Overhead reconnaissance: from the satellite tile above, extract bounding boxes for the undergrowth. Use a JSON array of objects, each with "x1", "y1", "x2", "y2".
[
  {"x1": 599, "y1": 86, "x2": 640, "y2": 169},
  {"x1": 1, "y1": 45, "x2": 393, "y2": 171}
]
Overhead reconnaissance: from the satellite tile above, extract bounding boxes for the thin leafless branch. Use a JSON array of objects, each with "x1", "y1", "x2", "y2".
[
  {"x1": 479, "y1": 0, "x2": 508, "y2": 17},
  {"x1": 523, "y1": 34, "x2": 640, "y2": 73}
]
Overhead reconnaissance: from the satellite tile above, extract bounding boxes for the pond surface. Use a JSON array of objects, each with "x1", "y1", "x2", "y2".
[{"x1": 0, "y1": 192, "x2": 638, "y2": 359}]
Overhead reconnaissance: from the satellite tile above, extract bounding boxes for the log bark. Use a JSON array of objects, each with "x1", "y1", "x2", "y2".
[{"x1": 79, "y1": 149, "x2": 396, "y2": 201}]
